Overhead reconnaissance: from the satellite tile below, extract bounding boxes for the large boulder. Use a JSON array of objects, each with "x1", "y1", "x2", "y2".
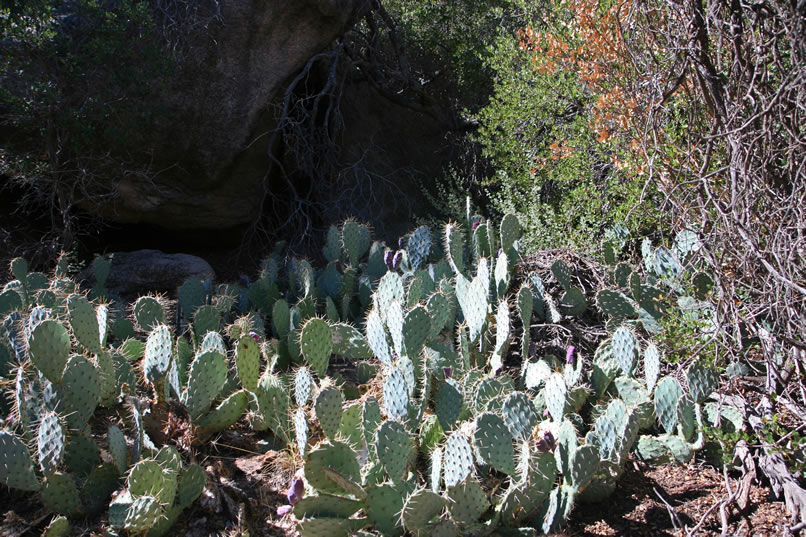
[
  {"x1": 84, "y1": 0, "x2": 370, "y2": 229},
  {"x1": 80, "y1": 250, "x2": 215, "y2": 298}
]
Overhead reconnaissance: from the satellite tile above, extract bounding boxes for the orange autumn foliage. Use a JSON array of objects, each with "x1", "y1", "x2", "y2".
[{"x1": 516, "y1": 0, "x2": 645, "y2": 170}]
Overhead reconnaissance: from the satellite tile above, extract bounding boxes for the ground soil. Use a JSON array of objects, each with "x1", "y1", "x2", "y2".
[{"x1": 564, "y1": 461, "x2": 787, "y2": 537}]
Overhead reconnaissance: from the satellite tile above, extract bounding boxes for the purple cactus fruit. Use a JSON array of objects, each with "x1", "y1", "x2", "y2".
[
  {"x1": 536, "y1": 430, "x2": 556, "y2": 453},
  {"x1": 392, "y1": 250, "x2": 403, "y2": 271},
  {"x1": 276, "y1": 504, "x2": 292, "y2": 516},
  {"x1": 249, "y1": 331, "x2": 262, "y2": 343},
  {"x1": 566, "y1": 345, "x2": 576, "y2": 364},
  {"x1": 472, "y1": 219, "x2": 481, "y2": 231},
  {"x1": 443, "y1": 367, "x2": 452, "y2": 379},
  {"x1": 543, "y1": 409, "x2": 550, "y2": 418},
  {"x1": 384, "y1": 250, "x2": 395, "y2": 271},
  {"x1": 398, "y1": 237, "x2": 406, "y2": 249},
  {"x1": 498, "y1": 248, "x2": 503, "y2": 255},
  {"x1": 287, "y1": 477, "x2": 304, "y2": 505}
]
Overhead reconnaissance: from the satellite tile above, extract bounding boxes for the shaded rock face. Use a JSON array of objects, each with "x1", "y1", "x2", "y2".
[
  {"x1": 326, "y1": 80, "x2": 451, "y2": 240},
  {"x1": 80, "y1": 250, "x2": 215, "y2": 298},
  {"x1": 90, "y1": 0, "x2": 370, "y2": 229}
]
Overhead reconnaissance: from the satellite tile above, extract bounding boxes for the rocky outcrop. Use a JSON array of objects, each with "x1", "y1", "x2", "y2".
[
  {"x1": 88, "y1": 0, "x2": 370, "y2": 229},
  {"x1": 79, "y1": 250, "x2": 215, "y2": 298}
]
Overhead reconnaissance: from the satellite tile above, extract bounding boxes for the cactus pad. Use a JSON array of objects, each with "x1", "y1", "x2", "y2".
[
  {"x1": 635, "y1": 435, "x2": 673, "y2": 464},
  {"x1": 63, "y1": 434, "x2": 100, "y2": 477},
  {"x1": 408, "y1": 225, "x2": 433, "y2": 271},
  {"x1": 124, "y1": 495, "x2": 164, "y2": 533},
  {"x1": 675, "y1": 229, "x2": 701, "y2": 258},
  {"x1": 293, "y1": 493, "x2": 362, "y2": 519},
  {"x1": 545, "y1": 373, "x2": 567, "y2": 422},
  {"x1": 178, "y1": 279, "x2": 207, "y2": 323},
  {"x1": 502, "y1": 392, "x2": 537, "y2": 440},
  {"x1": 128, "y1": 460, "x2": 166, "y2": 497},
  {"x1": 500, "y1": 213, "x2": 521, "y2": 252},
  {"x1": 456, "y1": 273, "x2": 488, "y2": 343},
  {"x1": 551, "y1": 260, "x2": 572, "y2": 291},
  {"x1": 654, "y1": 376, "x2": 683, "y2": 434},
  {"x1": 177, "y1": 464, "x2": 206, "y2": 508},
  {"x1": 401, "y1": 488, "x2": 446, "y2": 535},
  {"x1": 375, "y1": 272, "x2": 405, "y2": 321},
  {"x1": 612, "y1": 326, "x2": 637, "y2": 377},
  {"x1": 272, "y1": 299, "x2": 291, "y2": 338},
  {"x1": 41, "y1": 472, "x2": 81, "y2": 516},
  {"x1": 295, "y1": 367, "x2": 314, "y2": 407},
  {"x1": 447, "y1": 477, "x2": 489, "y2": 526},
  {"x1": 300, "y1": 318, "x2": 333, "y2": 377},
  {"x1": 255, "y1": 373, "x2": 290, "y2": 434},
  {"x1": 67, "y1": 294, "x2": 101, "y2": 354},
  {"x1": 644, "y1": 343, "x2": 661, "y2": 392},
  {"x1": 366, "y1": 308, "x2": 391, "y2": 365},
  {"x1": 37, "y1": 411, "x2": 65, "y2": 476},
  {"x1": 383, "y1": 367, "x2": 409, "y2": 422},
  {"x1": 60, "y1": 354, "x2": 100, "y2": 430},
  {"x1": 42, "y1": 516, "x2": 70, "y2": 537},
  {"x1": 234, "y1": 336, "x2": 260, "y2": 392},
  {"x1": 315, "y1": 385, "x2": 344, "y2": 440},
  {"x1": 403, "y1": 305, "x2": 431, "y2": 358},
  {"x1": 653, "y1": 247, "x2": 683, "y2": 279},
  {"x1": 362, "y1": 396, "x2": 382, "y2": 448},
  {"x1": 193, "y1": 305, "x2": 221, "y2": 341},
  {"x1": 295, "y1": 407, "x2": 309, "y2": 455},
  {"x1": 195, "y1": 390, "x2": 249, "y2": 433},
  {"x1": 303, "y1": 442, "x2": 360, "y2": 495},
  {"x1": 365, "y1": 483, "x2": 407, "y2": 537},
  {"x1": 133, "y1": 296, "x2": 165, "y2": 332},
  {"x1": 0, "y1": 431, "x2": 40, "y2": 491},
  {"x1": 435, "y1": 378, "x2": 463, "y2": 431},
  {"x1": 597, "y1": 289, "x2": 637, "y2": 320},
  {"x1": 473, "y1": 412, "x2": 516, "y2": 475},
  {"x1": 28, "y1": 320, "x2": 70, "y2": 383},
  {"x1": 341, "y1": 219, "x2": 361, "y2": 266},
  {"x1": 376, "y1": 420, "x2": 410, "y2": 482},
  {"x1": 144, "y1": 324, "x2": 172, "y2": 384},
  {"x1": 330, "y1": 323, "x2": 372, "y2": 359},
  {"x1": 443, "y1": 431, "x2": 473, "y2": 488},
  {"x1": 183, "y1": 350, "x2": 227, "y2": 419},
  {"x1": 444, "y1": 222, "x2": 465, "y2": 275},
  {"x1": 387, "y1": 300, "x2": 405, "y2": 356},
  {"x1": 426, "y1": 291, "x2": 451, "y2": 339},
  {"x1": 108, "y1": 425, "x2": 128, "y2": 474},
  {"x1": 570, "y1": 444, "x2": 599, "y2": 491},
  {"x1": 686, "y1": 360, "x2": 718, "y2": 403}
]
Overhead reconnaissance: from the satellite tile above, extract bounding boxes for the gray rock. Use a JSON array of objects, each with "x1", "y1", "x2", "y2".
[{"x1": 80, "y1": 250, "x2": 215, "y2": 297}]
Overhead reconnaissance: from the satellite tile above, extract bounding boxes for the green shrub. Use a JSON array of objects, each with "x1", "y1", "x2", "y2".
[{"x1": 473, "y1": 7, "x2": 661, "y2": 254}]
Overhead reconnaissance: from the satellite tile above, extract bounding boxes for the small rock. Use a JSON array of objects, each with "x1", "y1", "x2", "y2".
[{"x1": 79, "y1": 249, "x2": 215, "y2": 298}]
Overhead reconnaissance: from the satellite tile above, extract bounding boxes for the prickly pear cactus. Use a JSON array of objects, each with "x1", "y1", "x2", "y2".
[
  {"x1": 234, "y1": 336, "x2": 260, "y2": 393},
  {"x1": 183, "y1": 350, "x2": 227, "y2": 419},
  {"x1": 28, "y1": 320, "x2": 70, "y2": 383},
  {"x1": 300, "y1": 318, "x2": 332, "y2": 377},
  {"x1": 315, "y1": 385, "x2": 344, "y2": 440},
  {"x1": 143, "y1": 324, "x2": 172, "y2": 385},
  {"x1": 0, "y1": 431, "x2": 41, "y2": 491}
]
